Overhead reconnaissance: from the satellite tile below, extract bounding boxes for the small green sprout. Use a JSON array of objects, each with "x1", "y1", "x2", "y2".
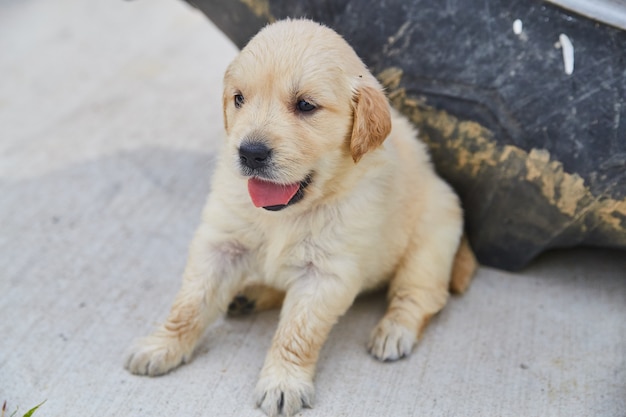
[{"x1": 2, "y1": 400, "x2": 46, "y2": 417}]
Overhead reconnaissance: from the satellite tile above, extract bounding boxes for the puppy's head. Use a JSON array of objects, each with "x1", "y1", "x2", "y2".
[{"x1": 222, "y1": 19, "x2": 391, "y2": 211}]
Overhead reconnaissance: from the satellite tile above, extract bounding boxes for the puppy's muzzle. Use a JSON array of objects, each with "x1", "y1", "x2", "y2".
[{"x1": 239, "y1": 142, "x2": 272, "y2": 170}]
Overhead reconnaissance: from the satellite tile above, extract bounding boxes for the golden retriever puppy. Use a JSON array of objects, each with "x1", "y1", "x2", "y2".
[{"x1": 125, "y1": 18, "x2": 476, "y2": 417}]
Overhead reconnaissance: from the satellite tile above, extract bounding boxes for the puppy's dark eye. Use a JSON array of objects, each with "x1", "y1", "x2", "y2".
[
  {"x1": 296, "y1": 100, "x2": 316, "y2": 113},
  {"x1": 234, "y1": 94, "x2": 244, "y2": 108}
]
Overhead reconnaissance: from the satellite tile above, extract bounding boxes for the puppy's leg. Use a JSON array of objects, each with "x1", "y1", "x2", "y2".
[
  {"x1": 125, "y1": 224, "x2": 248, "y2": 376},
  {"x1": 255, "y1": 270, "x2": 360, "y2": 417},
  {"x1": 368, "y1": 206, "x2": 463, "y2": 361}
]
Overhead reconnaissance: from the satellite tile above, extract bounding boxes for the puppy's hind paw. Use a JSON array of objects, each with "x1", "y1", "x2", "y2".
[
  {"x1": 255, "y1": 375, "x2": 314, "y2": 417},
  {"x1": 227, "y1": 295, "x2": 256, "y2": 316},
  {"x1": 367, "y1": 318, "x2": 416, "y2": 362},
  {"x1": 227, "y1": 285, "x2": 285, "y2": 317},
  {"x1": 124, "y1": 333, "x2": 192, "y2": 376}
]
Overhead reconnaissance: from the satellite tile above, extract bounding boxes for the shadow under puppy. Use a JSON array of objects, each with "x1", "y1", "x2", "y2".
[{"x1": 125, "y1": 18, "x2": 477, "y2": 417}]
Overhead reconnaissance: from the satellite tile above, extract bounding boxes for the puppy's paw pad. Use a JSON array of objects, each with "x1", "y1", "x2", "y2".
[
  {"x1": 255, "y1": 376, "x2": 314, "y2": 417},
  {"x1": 368, "y1": 318, "x2": 416, "y2": 361},
  {"x1": 227, "y1": 295, "x2": 256, "y2": 316},
  {"x1": 124, "y1": 335, "x2": 190, "y2": 376}
]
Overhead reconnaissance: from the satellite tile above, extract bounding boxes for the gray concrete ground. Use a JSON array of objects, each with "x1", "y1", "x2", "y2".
[{"x1": 1, "y1": 0, "x2": 624, "y2": 416}]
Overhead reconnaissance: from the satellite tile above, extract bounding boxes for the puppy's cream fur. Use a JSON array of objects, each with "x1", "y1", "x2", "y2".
[{"x1": 125, "y1": 19, "x2": 476, "y2": 417}]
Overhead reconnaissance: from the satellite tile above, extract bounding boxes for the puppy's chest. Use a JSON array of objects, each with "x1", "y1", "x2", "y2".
[
  {"x1": 242, "y1": 208, "x2": 394, "y2": 289},
  {"x1": 245, "y1": 215, "x2": 350, "y2": 287}
]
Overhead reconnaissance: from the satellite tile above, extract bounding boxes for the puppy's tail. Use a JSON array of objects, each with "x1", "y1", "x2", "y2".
[{"x1": 449, "y1": 235, "x2": 478, "y2": 294}]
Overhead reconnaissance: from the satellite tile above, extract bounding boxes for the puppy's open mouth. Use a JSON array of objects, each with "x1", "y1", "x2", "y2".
[{"x1": 247, "y1": 174, "x2": 313, "y2": 211}]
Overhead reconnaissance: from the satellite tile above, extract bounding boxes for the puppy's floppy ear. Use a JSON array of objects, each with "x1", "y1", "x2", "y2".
[
  {"x1": 350, "y1": 83, "x2": 392, "y2": 163},
  {"x1": 222, "y1": 91, "x2": 230, "y2": 132}
]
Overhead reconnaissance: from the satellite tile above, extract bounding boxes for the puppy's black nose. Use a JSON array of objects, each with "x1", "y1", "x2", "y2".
[{"x1": 239, "y1": 142, "x2": 271, "y2": 169}]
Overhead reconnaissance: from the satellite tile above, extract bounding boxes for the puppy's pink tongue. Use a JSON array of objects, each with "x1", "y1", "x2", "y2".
[{"x1": 247, "y1": 178, "x2": 300, "y2": 208}]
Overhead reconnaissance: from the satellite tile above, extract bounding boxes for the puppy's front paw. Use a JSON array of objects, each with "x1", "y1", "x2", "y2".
[
  {"x1": 368, "y1": 318, "x2": 416, "y2": 361},
  {"x1": 124, "y1": 333, "x2": 192, "y2": 376},
  {"x1": 255, "y1": 372, "x2": 314, "y2": 417}
]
